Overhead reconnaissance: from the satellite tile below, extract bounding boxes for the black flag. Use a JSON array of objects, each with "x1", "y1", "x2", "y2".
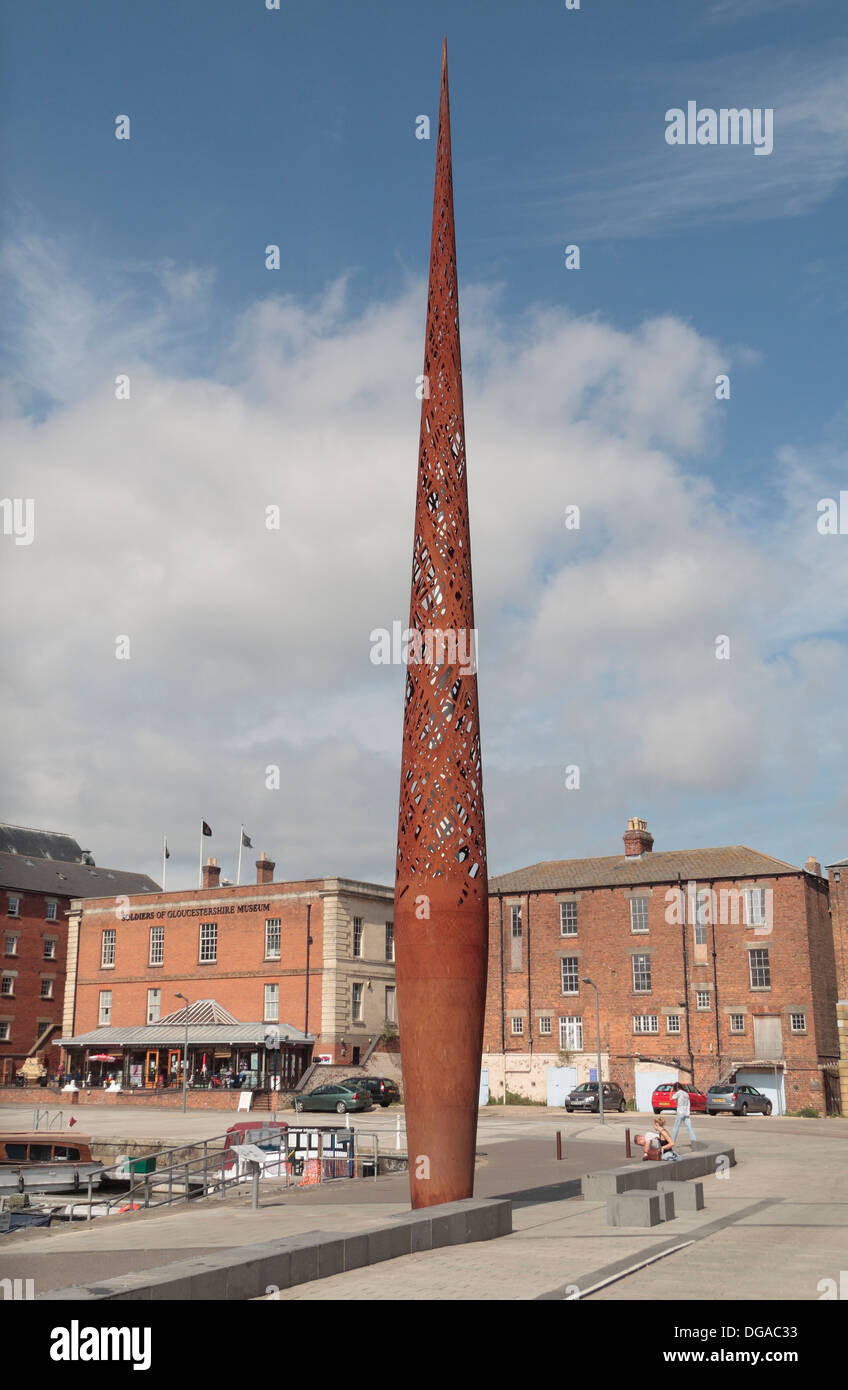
[
  {"x1": 202, "y1": 821, "x2": 212, "y2": 837},
  {"x1": 241, "y1": 831, "x2": 253, "y2": 848}
]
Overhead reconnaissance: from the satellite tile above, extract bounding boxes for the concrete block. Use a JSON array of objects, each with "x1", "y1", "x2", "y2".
[
  {"x1": 368, "y1": 1223, "x2": 412, "y2": 1264},
  {"x1": 316, "y1": 1236, "x2": 346, "y2": 1279},
  {"x1": 658, "y1": 1180, "x2": 705, "y2": 1211},
  {"x1": 289, "y1": 1240, "x2": 319, "y2": 1286},
  {"x1": 606, "y1": 1191, "x2": 667, "y2": 1227},
  {"x1": 342, "y1": 1233, "x2": 369, "y2": 1271}
]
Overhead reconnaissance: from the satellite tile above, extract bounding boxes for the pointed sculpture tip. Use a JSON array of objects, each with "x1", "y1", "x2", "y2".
[{"x1": 442, "y1": 36, "x2": 447, "y2": 67}]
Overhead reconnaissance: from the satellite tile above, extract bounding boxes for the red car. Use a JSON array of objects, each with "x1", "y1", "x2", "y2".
[{"x1": 651, "y1": 1082, "x2": 707, "y2": 1115}]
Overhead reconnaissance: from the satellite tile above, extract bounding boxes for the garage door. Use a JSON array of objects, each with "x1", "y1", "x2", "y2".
[
  {"x1": 546, "y1": 1066, "x2": 577, "y2": 1107},
  {"x1": 736, "y1": 1069, "x2": 785, "y2": 1115},
  {"x1": 635, "y1": 1067, "x2": 678, "y2": 1113}
]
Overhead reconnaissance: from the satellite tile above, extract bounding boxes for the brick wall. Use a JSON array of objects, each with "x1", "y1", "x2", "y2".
[{"x1": 0, "y1": 888, "x2": 68, "y2": 1081}]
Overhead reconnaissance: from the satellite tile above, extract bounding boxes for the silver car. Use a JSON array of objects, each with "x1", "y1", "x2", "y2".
[{"x1": 706, "y1": 1083, "x2": 772, "y2": 1116}]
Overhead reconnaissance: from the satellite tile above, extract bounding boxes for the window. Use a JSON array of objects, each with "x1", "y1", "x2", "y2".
[
  {"x1": 7, "y1": 897, "x2": 20, "y2": 918},
  {"x1": 101, "y1": 929, "x2": 116, "y2": 968},
  {"x1": 666, "y1": 1014, "x2": 681, "y2": 1034},
  {"x1": 353, "y1": 918, "x2": 363, "y2": 957},
  {"x1": 510, "y1": 1017, "x2": 524, "y2": 1036},
  {"x1": 149, "y1": 925, "x2": 164, "y2": 966},
  {"x1": 264, "y1": 984, "x2": 279, "y2": 1022},
  {"x1": 98, "y1": 990, "x2": 112, "y2": 1026},
  {"x1": 559, "y1": 902, "x2": 577, "y2": 936},
  {"x1": 40, "y1": 979, "x2": 53, "y2": 999},
  {"x1": 0, "y1": 1022, "x2": 9, "y2": 1041},
  {"x1": 633, "y1": 1014, "x2": 658, "y2": 1034},
  {"x1": 199, "y1": 921, "x2": 217, "y2": 963},
  {"x1": 511, "y1": 905, "x2": 523, "y2": 937},
  {"x1": 790, "y1": 1013, "x2": 807, "y2": 1033},
  {"x1": 265, "y1": 918, "x2": 281, "y2": 960},
  {"x1": 632, "y1": 954, "x2": 652, "y2": 993},
  {"x1": 510, "y1": 904, "x2": 523, "y2": 969},
  {"x1": 385, "y1": 986, "x2": 397, "y2": 1024},
  {"x1": 559, "y1": 1016, "x2": 583, "y2": 1050},
  {"x1": 729, "y1": 1013, "x2": 746, "y2": 1033},
  {"x1": 694, "y1": 889, "x2": 709, "y2": 946},
  {"x1": 4, "y1": 935, "x2": 18, "y2": 956},
  {"x1": 744, "y1": 888, "x2": 768, "y2": 927},
  {"x1": 45, "y1": 901, "x2": 58, "y2": 922},
  {"x1": 749, "y1": 948, "x2": 771, "y2": 989},
  {"x1": 630, "y1": 898, "x2": 649, "y2": 933},
  {"x1": 385, "y1": 921, "x2": 394, "y2": 962},
  {"x1": 560, "y1": 957, "x2": 579, "y2": 994},
  {"x1": 351, "y1": 982, "x2": 363, "y2": 1022},
  {"x1": 696, "y1": 990, "x2": 711, "y2": 1010},
  {"x1": 146, "y1": 988, "x2": 161, "y2": 1024},
  {"x1": 539, "y1": 1016, "x2": 552, "y2": 1036},
  {"x1": 43, "y1": 938, "x2": 56, "y2": 960},
  {"x1": 1, "y1": 974, "x2": 15, "y2": 996}
]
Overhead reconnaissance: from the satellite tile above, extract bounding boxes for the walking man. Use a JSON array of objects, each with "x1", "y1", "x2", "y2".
[{"x1": 670, "y1": 1082, "x2": 697, "y2": 1146}]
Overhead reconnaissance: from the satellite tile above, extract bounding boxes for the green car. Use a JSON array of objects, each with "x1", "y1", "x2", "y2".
[{"x1": 293, "y1": 1082, "x2": 373, "y2": 1114}]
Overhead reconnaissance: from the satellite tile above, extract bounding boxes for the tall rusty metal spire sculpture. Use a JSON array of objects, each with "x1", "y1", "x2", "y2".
[{"x1": 394, "y1": 39, "x2": 488, "y2": 1209}]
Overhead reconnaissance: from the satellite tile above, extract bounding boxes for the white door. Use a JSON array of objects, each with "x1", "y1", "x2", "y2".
[
  {"x1": 546, "y1": 1066, "x2": 577, "y2": 1107},
  {"x1": 479, "y1": 1069, "x2": 489, "y2": 1106},
  {"x1": 736, "y1": 1069, "x2": 784, "y2": 1115},
  {"x1": 635, "y1": 1067, "x2": 678, "y2": 1113}
]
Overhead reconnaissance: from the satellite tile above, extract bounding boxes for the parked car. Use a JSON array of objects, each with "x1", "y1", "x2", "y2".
[
  {"x1": 651, "y1": 1082, "x2": 708, "y2": 1115},
  {"x1": 341, "y1": 1076, "x2": 400, "y2": 1107},
  {"x1": 564, "y1": 1082, "x2": 627, "y2": 1113},
  {"x1": 293, "y1": 1083, "x2": 373, "y2": 1114},
  {"x1": 706, "y1": 1084, "x2": 772, "y2": 1116}
]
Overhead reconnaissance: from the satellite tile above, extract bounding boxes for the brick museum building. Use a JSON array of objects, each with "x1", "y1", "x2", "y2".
[
  {"x1": 0, "y1": 822, "x2": 159, "y2": 1085},
  {"x1": 483, "y1": 818, "x2": 840, "y2": 1115},
  {"x1": 825, "y1": 849, "x2": 848, "y2": 1111},
  {"x1": 59, "y1": 853, "x2": 396, "y2": 1092}
]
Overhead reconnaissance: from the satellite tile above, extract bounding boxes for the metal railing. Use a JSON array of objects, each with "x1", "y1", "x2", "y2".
[{"x1": 32, "y1": 1109, "x2": 65, "y2": 1131}]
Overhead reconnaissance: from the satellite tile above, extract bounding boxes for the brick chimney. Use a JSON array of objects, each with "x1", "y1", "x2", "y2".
[
  {"x1": 256, "y1": 851, "x2": 276, "y2": 885},
  {"x1": 623, "y1": 817, "x2": 654, "y2": 857},
  {"x1": 805, "y1": 855, "x2": 822, "y2": 877},
  {"x1": 202, "y1": 857, "x2": 221, "y2": 889}
]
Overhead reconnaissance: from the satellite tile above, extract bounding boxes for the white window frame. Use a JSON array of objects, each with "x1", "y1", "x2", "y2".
[
  {"x1": 199, "y1": 921, "x2": 217, "y2": 963},
  {"x1": 43, "y1": 938, "x2": 57, "y2": 960},
  {"x1": 265, "y1": 918, "x2": 281, "y2": 961},
  {"x1": 744, "y1": 888, "x2": 768, "y2": 927},
  {"x1": 632, "y1": 953, "x2": 652, "y2": 993},
  {"x1": 1, "y1": 974, "x2": 15, "y2": 997},
  {"x1": 559, "y1": 902, "x2": 577, "y2": 936},
  {"x1": 693, "y1": 888, "x2": 709, "y2": 946},
  {"x1": 101, "y1": 929, "x2": 116, "y2": 968},
  {"x1": 559, "y1": 1016, "x2": 583, "y2": 1051},
  {"x1": 4, "y1": 935, "x2": 18, "y2": 956},
  {"x1": 385, "y1": 985, "x2": 397, "y2": 1024},
  {"x1": 666, "y1": 1014, "x2": 681, "y2": 1034},
  {"x1": 790, "y1": 1013, "x2": 807, "y2": 1034},
  {"x1": 45, "y1": 900, "x2": 58, "y2": 923},
  {"x1": 629, "y1": 898, "x2": 649, "y2": 934},
  {"x1": 98, "y1": 990, "x2": 112, "y2": 1026},
  {"x1": 385, "y1": 921, "x2": 394, "y2": 962},
  {"x1": 510, "y1": 1016, "x2": 524, "y2": 1036},
  {"x1": 40, "y1": 979, "x2": 53, "y2": 999},
  {"x1": 353, "y1": 918, "x2": 364, "y2": 958},
  {"x1": 729, "y1": 1013, "x2": 746, "y2": 1033},
  {"x1": 0, "y1": 1022, "x2": 10, "y2": 1041},
  {"x1": 351, "y1": 982, "x2": 364, "y2": 1022},
  {"x1": 146, "y1": 988, "x2": 161, "y2": 1024},
  {"x1": 539, "y1": 1016, "x2": 552, "y2": 1036},
  {"x1": 695, "y1": 990, "x2": 711, "y2": 1011},
  {"x1": 149, "y1": 925, "x2": 164, "y2": 966},
  {"x1": 7, "y1": 897, "x2": 21, "y2": 918},
  {"x1": 633, "y1": 1014, "x2": 658, "y2": 1034},
  {"x1": 264, "y1": 983, "x2": 279, "y2": 1023},
  {"x1": 749, "y1": 948, "x2": 771, "y2": 989},
  {"x1": 560, "y1": 956, "x2": 579, "y2": 995}
]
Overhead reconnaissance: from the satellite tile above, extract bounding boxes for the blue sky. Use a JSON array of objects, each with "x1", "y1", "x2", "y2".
[{"x1": 2, "y1": 0, "x2": 847, "y2": 885}]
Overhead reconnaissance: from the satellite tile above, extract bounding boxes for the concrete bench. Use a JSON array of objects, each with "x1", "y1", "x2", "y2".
[
  {"x1": 658, "y1": 1179, "x2": 704, "y2": 1211},
  {"x1": 606, "y1": 1189, "x2": 676, "y2": 1227},
  {"x1": 582, "y1": 1144, "x2": 734, "y2": 1201}
]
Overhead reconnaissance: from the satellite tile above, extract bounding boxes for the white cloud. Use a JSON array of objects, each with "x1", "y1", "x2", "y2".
[{"x1": 1, "y1": 235, "x2": 846, "y2": 883}]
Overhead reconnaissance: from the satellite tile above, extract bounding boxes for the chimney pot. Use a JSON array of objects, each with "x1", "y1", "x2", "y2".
[
  {"x1": 256, "y1": 854, "x2": 276, "y2": 885},
  {"x1": 623, "y1": 818, "x2": 654, "y2": 857},
  {"x1": 202, "y1": 859, "x2": 222, "y2": 889},
  {"x1": 805, "y1": 856, "x2": 822, "y2": 877}
]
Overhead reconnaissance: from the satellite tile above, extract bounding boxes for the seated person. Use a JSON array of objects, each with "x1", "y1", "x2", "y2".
[{"x1": 634, "y1": 1120, "x2": 679, "y2": 1161}]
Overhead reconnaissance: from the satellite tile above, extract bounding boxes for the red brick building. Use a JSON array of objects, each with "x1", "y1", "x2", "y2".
[
  {"x1": 60, "y1": 854, "x2": 395, "y2": 1090},
  {"x1": 0, "y1": 823, "x2": 158, "y2": 1085},
  {"x1": 484, "y1": 818, "x2": 839, "y2": 1115}
]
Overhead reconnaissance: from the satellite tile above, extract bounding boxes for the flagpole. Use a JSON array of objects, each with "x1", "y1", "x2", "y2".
[
  {"x1": 237, "y1": 825, "x2": 243, "y2": 886},
  {"x1": 198, "y1": 820, "x2": 204, "y2": 888},
  {"x1": 162, "y1": 835, "x2": 167, "y2": 891}
]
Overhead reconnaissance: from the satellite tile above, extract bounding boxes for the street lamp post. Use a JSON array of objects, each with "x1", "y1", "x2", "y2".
[
  {"x1": 175, "y1": 993, "x2": 189, "y2": 1113},
  {"x1": 304, "y1": 903, "x2": 313, "y2": 1036},
  {"x1": 582, "y1": 977, "x2": 604, "y2": 1126}
]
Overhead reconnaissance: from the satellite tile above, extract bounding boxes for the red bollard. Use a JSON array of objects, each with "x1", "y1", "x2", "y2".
[
  {"x1": 556, "y1": 1131, "x2": 562, "y2": 1161},
  {"x1": 625, "y1": 1128, "x2": 632, "y2": 1158}
]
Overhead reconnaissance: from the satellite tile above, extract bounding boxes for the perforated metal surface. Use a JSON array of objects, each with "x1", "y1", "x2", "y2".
[{"x1": 393, "y1": 40, "x2": 489, "y2": 1209}]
